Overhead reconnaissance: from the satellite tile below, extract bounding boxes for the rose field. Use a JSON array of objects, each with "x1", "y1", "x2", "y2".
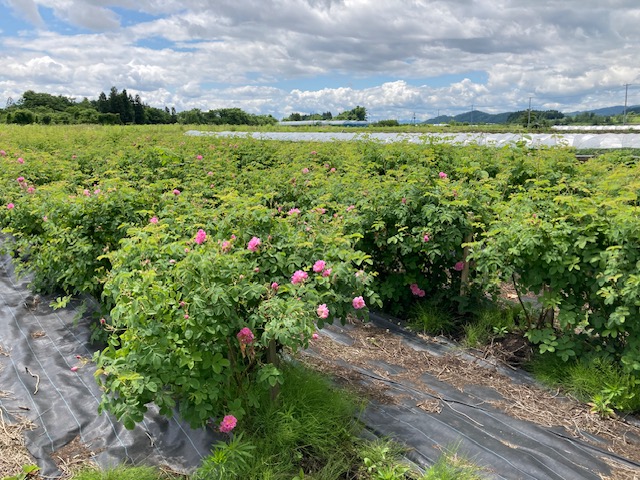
[{"x1": 1, "y1": 124, "x2": 640, "y2": 478}]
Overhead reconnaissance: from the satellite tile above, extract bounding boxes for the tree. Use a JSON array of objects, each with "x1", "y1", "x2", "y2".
[{"x1": 336, "y1": 106, "x2": 367, "y2": 121}]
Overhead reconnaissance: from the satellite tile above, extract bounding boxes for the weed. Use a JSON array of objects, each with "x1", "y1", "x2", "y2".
[
  {"x1": 408, "y1": 302, "x2": 455, "y2": 336},
  {"x1": 69, "y1": 465, "x2": 179, "y2": 480}
]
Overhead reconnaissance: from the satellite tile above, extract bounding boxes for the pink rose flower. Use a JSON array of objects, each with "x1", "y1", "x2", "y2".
[
  {"x1": 271, "y1": 282, "x2": 279, "y2": 291},
  {"x1": 173, "y1": 189, "x2": 181, "y2": 196},
  {"x1": 83, "y1": 189, "x2": 91, "y2": 196},
  {"x1": 423, "y1": 234, "x2": 430, "y2": 242},
  {"x1": 317, "y1": 304, "x2": 329, "y2": 319},
  {"x1": 237, "y1": 327, "x2": 255, "y2": 345},
  {"x1": 27, "y1": 187, "x2": 35, "y2": 194},
  {"x1": 0, "y1": 150, "x2": 5, "y2": 156},
  {"x1": 291, "y1": 270, "x2": 308, "y2": 285},
  {"x1": 16, "y1": 177, "x2": 24, "y2": 183},
  {"x1": 288, "y1": 208, "x2": 301, "y2": 215},
  {"x1": 149, "y1": 216, "x2": 159, "y2": 224},
  {"x1": 352, "y1": 296, "x2": 366, "y2": 309},
  {"x1": 302, "y1": 167, "x2": 309, "y2": 174},
  {"x1": 312, "y1": 333, "x2": 320, "y2": 340},
  {"x1": 247, "y1": 236, "x2": 261, "y2": 252},
  {"x1": 6, "y1": 203, "x2": 14, "y2": 210},
  {"x1": 221, "y1": 240, "x2": 231, "y2": 252},
  {"x1": 439, "y1": 172, "x2": 448, "y2": 179},
  {"x1": 17, "y1": 157, "x2": 24, "y2": 164},
  {"x1": 322, "y1": 268, "x2": 331, "y2": 277},
  {"x1": 410, "y1": 283, "x2": 426, "y2": 297},
  {"x1": 219, "y1": 415, "x2": 237, "y2": 433},
  {"x1": 194, "y1": 229, "x2": 207, "y2": 245},
  {"x1": 196, "y1": 155, "x2": 203, "y2": 160},
  {"x1": 312, "y1": 260, "x2": 326, "y2": 273},
  {"x1": 346, "y1": 205, "x2": 355, "y2": 212},
  {"x1": 453, "y1": 261, "x2": 465, "y2": 272}
]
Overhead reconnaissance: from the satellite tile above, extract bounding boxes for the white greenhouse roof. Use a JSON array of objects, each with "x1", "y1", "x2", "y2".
[{"x1": 186, "y1": 130, "x2": 640, "y2": 149}]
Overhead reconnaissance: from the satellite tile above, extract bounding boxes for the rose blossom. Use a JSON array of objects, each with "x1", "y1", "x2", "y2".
[
  {"x1": 219, "y1": 415, "x2": 237, "y2": 433},
  {"x1": 312, "y1": 260, "x2": 326, "y2": 273},
  {"x1": 291, "y1": 270, "x2": 308, "y2": 285},
  {"x1": 237, "y1": 327, "x2": 255, "y2": 345},
  {"x1": 247, "y1": 236, "x2": 261, "y2": 252},
  {"x1": 194, "y1": 229, "x2": 207, "y2": 245},
  {"x1": 316, "y1": 304, "x2": 329, "y2": 319},
  {"x1": 352, "y1": 296, "x2": 366, "y2": 309}
]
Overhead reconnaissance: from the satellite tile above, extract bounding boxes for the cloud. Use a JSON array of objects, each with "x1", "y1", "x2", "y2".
[
  {"x1": 3, "y1": 0, "x2": 43, "y2": 25},
  {"x1": 0, "y1": 0, "x2": 639, "y2": 119}
]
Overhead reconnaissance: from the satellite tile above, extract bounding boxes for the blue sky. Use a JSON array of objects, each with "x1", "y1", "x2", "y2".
[{"x1": 1, "y1": 0, "x2": 639, "y2": 120}]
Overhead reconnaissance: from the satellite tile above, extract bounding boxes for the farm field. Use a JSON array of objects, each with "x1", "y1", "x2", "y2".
[{"x1": 1, "y1": 124, "x2": 640, "y2": 478}]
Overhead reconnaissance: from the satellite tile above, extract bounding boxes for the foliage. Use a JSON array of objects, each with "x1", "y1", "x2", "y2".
[
  {"x1": 1, "y1": 464, "x2": 39, "y2": 480},
  {"x1": 69, "y1": 465, "x2": 181, "y2": 480},
  {"x1": 3, "y1": 124, "x2": 640, "y2": 429},
  {"x1": 192, "y1": 364, "x2": 363, "y2": 479},
  {"x1": 95, "y1": 192, "x2": 379, "y2": 427}
]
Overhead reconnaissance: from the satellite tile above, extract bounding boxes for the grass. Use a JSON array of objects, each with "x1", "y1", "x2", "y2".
[
  {"x1": 526, "y1": 352, "x2": 640, "y2": 413},
  {"x1": 462, "y1": 307, "x2": 518, "y2": 348},
  {"x1": 70, "y1": 465, "x2": 181, "y2": 480},
  {"x1": 421, "y1": 448, "x2": 485, "y2": 480},
  {"x1": 407, "y1": 302, "x2": 456, "y2": 336}
]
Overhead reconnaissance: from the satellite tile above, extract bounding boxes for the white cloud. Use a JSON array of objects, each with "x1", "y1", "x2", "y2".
[{"x1": 0, "y1": 0, "x2": 639, "y2": 119}]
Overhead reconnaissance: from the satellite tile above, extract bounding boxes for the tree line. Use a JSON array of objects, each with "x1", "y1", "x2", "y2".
[
  {"x1": 283, "y1": 105, "x2": 367, "y2": 122},
  {"x1": 0, "y1": 88, "x2": 278, "y2": 126}
]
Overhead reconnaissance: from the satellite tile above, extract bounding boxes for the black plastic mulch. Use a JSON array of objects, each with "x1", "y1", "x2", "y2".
[{"x1": 302, "y1": 314, "x2": 640, "y2": 480}]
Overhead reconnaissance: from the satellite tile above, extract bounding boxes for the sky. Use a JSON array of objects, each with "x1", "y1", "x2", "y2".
[{"x1": 1, "y1": 0, "x2": 639, "y2": 121}]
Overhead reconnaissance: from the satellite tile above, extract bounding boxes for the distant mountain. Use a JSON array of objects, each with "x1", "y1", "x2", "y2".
[
  {"x1": 423, "y1": 110, "x2": 511, "y2": 124},
  {"x1": 419, "y1": 105, "x2": 640, "y2": 125},
  {"x1": 567, "y1": 105, "x2": 640, "y2": 116}
]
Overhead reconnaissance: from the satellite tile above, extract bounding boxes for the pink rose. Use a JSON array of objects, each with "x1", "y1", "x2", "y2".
[
  {"x1": 453, "y1": 261, "x2": 465, "y2": 272},
  {"x1": 173, "y1": 189, "x2": 181, "y2": 196},
  {"x1": 316, "y1": 304, "x2": 329, "y2": 319},
  {"x1": 6, "y1": 203, "x2": 14, "y2": 210},
  {"x1": 194, "y1": 229, "x2": 207, "y2": 245},
  {"x1": 247, "y1": 236, "x2": 261, "y2": 252},
  {"x1": 423, "y1": 234, "x2": 430, "y2": 242},
  {"x1": 237, "y1": 327, "x2": 255, "y2": 345},
  {"x1": 291, "y1": 270, "x2": 308, "y2": 285},
  {"x1": 149, "y1": 216, "x2": 159, "y2": 224},
  {"x1": 322, "y1": 268, "x2": 331, "y2": 277},
  {"x1": 352, "y1": 296, "x2": 366, "y2": 309},
  {"x1": 219, "y1": 415, "x2": 237, "y2": 433},
  {"x1": 17, "y1": 157, "x2": 24, "y2": 164},
  {"x1": 312, "y1": 260, "x2": 326, "y2": 273},
  {"x1": 271, "y1": 282, "x2": 279, "y2": 291},
  {"x1": 439, "y1": 172, "x2": 448, "y2": 179}
]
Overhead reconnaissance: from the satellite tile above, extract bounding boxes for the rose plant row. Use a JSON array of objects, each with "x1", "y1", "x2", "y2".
[{"x1": 1, "y1": 125, "x2": 639, "y2": 428}]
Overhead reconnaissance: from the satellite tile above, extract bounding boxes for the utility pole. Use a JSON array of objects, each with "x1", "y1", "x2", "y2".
[
  {"x1": 527, "y1": 96, "x2": 532, "y2": 129},
  {"x1": 623, "y1": 83, "x2": 629, "y2": 125}
]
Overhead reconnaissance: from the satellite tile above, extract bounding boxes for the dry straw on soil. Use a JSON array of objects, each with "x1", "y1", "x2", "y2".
[{"x1": 299, "y1": 319, "x2": 640, "y2": 479}]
